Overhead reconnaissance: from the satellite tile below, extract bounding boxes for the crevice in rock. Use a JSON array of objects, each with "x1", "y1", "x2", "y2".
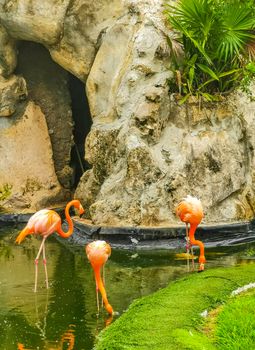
[
  {"x1": 14, "y1": 40, "x2": 92, "y2": 191},
  {"x1": 69, "y1": 73, "x2": 92, "y2": 188}
]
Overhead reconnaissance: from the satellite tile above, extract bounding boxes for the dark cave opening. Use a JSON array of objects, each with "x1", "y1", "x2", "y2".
[
  {"x1": 69, "y1": 74, "x2": 92, "y2": 188},
  {"x1": 14, "y1": 40, "x2": 92, "y2": 190}
]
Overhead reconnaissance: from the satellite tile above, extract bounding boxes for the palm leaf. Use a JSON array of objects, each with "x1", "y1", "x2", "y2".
[
  {"x1": 245, "y1": 62, "x2": 255, "y2": 74},
  {"x1": 165, "y1": 0, "x2": 255, "y2": 96},
  {"x1": 166, "y1": 0, "x2": 215, "y2": 41},
  {"x1": 216, "y1": 4, "x2": 255, "y2": 61},
  {"x1": 178, "y1": 93, "x2": 191, "y2": 105},
  {"x1": 197, "y1": 63, "x2": 219, "y2": 80},
  {"x1": 187, "y1": 53, "x2": 198, "y2": 66},
  {"x1": 217, "y1": 69, "x2": 241, "y2": 78},
  {"x1": 165, "y1": 0, "x2": 214, "y2": 64},
  {"x1": 200, "y1": 92, "x2": 215, "y2": 102},
  {"x1": 170, "y1": 17, "x2": 213, "y2": 64}
]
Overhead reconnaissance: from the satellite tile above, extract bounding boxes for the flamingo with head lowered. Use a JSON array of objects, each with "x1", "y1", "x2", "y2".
[
  {"x1": 176, "y1": 195, "x2": 205, "y2": 272},
  {"x1": 16, "y1": 199, "x2": 84, "y2": 292},
  {"x1": 86, "y1": 240, "x2": 113, "y2": 315}
]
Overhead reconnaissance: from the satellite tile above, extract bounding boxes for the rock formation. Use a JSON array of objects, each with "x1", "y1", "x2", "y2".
[
  {"x1": 0, "y1": 101, "x2": 68, "y2": 211},
  {"x1": 15, "y1": 42, "x2": 74, "y2": 189},
  {"x1": 1, "y1": 0, "x2": 255, "y2": 225}
]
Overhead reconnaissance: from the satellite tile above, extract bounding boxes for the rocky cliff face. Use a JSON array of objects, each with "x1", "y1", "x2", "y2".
[
  {"x1": 0, "y1": 101, "x2": 69, "y2": 211},
  {"x1": 1, "y1": 0, "x2": 255, "y2": 225},
  {"x1": 15, "y1": 42, "x2": 74, "y2": 189}
]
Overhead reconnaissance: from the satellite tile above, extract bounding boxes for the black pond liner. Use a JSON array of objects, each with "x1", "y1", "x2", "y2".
[
  {"x1": 59, "y1": 217, "x2": 255, "y2": 250},
  {"x1": 1, "y1": 212, "x2": 255, "y2": 250}
]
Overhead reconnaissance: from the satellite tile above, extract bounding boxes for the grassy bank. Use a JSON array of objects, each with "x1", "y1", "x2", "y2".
[
  {"x1": 95, "y1": 263, "x2": 255, "y2": 350},
  {"x1": 215, "y1": 289, "x2": 255, "y2": 349}
]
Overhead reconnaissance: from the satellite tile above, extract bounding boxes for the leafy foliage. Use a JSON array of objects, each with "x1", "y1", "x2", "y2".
[
  {"x1": 0, "y1": 184, "x2": 12, "y2": 201},
  {"x1": 165, "y1": 0, "x2": 255, "y2": 102}
]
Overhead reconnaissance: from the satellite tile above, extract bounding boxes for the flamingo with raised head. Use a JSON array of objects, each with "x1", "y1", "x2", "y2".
[
  {"x1": 86, "y1": 240, "x2": 113, "y2": 315},
  {"x1": 16, "y1": 199, "x2": 84, "y2": 292},
  {"x1": 176, "y1": 195, "x2": 205, "y2": 272}
]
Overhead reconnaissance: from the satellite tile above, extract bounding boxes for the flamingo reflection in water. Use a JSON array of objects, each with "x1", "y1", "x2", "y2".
[
  {"x1": 176, "y1": 195, "x2": 205, "y2": 272},
  {"x1": 59, "y1": 329, "x2": 75, "y2": 349},
  {"x1": 17, "y1": 328, "x2": 75, "y2": 350},
  {"x1": 15, "y1": 200, "x2": 84, "y2": 292},
  {"x1": 86, "y1": 240, "x2": 114, "y2": 316}
]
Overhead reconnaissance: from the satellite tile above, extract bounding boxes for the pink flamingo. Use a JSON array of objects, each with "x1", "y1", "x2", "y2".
[
  {"x1": 176, "y1": 195, "x2": 205, "y2": 272},
  {"x1": 16, "y1": 200, "x2": 84, "y2": 292},
  {"x1": 86, "y1": 240, "x2": 113, "y2": 315}
]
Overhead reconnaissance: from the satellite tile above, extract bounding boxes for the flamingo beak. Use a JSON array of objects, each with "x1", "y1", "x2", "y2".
[{"x1": 198, "y1": 263, "x2": 205, "y2": 273}]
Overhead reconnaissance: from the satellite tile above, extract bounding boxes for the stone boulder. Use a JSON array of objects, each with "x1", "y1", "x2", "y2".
[
  {"x1": 75, "y1": 1, "x2": 255, "y2": 226},
  {"x1": 0, "y1": 0, "x2": 126, "y2": 80},
  {"x1": 0, "y1": 74, "x2": 27, "y2": 117},
  {"x1": 0, "y1": 24, "x2": 17, "y2": 77},
  {"x1": 0, "y1": 102, "x2": 69, "y2": 212}
]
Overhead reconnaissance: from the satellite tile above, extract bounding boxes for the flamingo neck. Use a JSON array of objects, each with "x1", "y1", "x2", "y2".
[
  {"x1": 188, "y1": 223, "x2": 198, "y2": 239},
  {"x1": 188, "y1": 223, "x2": 205, "y2": 264},
  {"x1": 94, "y1": 265, "x2": 113, "y2": 315},
  {"x1": 57, "y1": 200, "x2": 76, "y2": 238}
]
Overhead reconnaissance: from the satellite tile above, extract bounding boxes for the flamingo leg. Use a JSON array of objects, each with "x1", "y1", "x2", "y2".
[
  {"x1": 96, "y1": 280, "x2": 100, "y2": 315},
  {"x1": 42, "y1": 241, "x2": 49, "y2": 289},
  {"x1": 191, "y1": 245, "x2": 195, "y2": 271},
  {"x1": 185, "y1": 223, "x2": 190, "y2": 272},
  {"x1": 34, "y1": 237, "x2": 46, "y2": 293},
  {"x1": 102, "y1": 265, "x2": 105, "y2": 308}
]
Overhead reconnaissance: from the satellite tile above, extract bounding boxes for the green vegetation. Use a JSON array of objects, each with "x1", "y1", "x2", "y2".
[
  {"x1": 95, "y1": 264, "x2": 255, "y2": 349},
  {"x1": 0, "y1": 184, "x2": 12, "y2": 201},
  {"x1": 215, "y1": 290, "x2": 255, "y2": 349},
  {"x1": 164, "y1": 0, "x2": 255, "y2": 103}
]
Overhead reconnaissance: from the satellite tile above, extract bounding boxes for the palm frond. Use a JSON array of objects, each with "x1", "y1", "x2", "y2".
[
  {"x1": 165, "y1": 0, "x2": 255, "y2": 97},
  {"x1": 166, "y1": 0, "x2": 215, "y2": 45},
  {"x1": 216, "y1": 4, "x2": 255, "y2": 61},
  {"x1": 246, "y1": 39, "x2": 255, "y2": 61}
]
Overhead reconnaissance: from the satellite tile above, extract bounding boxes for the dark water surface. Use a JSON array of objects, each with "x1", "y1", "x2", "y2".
[{"x1": 0, "y1": 224, "x2": 255, "y2": 350}]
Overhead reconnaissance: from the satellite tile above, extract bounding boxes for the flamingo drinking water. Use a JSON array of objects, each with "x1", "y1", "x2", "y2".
[
  {"x1": 16, "y1": 199, "x2": 84, "y2": 292},
  {"x1": 86, "y1": 240, "x2": 113, "y2": 315},
  {"x1": 176, "y1": 195, "x2": 205, "y2": 272}
]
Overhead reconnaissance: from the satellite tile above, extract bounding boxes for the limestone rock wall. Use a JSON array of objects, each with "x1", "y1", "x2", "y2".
[
  {"x1": 0, "y1": 0, "x2": 125, "y2": 80},
  {"x1": 15, "y1": 42, "x2": 74, "y2": 189},
  {"x1": 75, "y1": 1, "x2": 255, "y2": 226},
  {"x1": 0, "y1": 74, "x2": 27, "y2": 117},
  {"x1": 75, "y1": 1, "x2": 174, "y2": 225},
  {"x1": 0, "y1": 40, "x2": 73, "y2": 212},
  {"x1": 0, "y1": 102, "x2": 68, "y2": 211},
  {"x1": 0, "y1": 24, "x2": 17, "y2": 77},
  {"x1": 1, "y1": 0, "x2": 255, "y2": 225}
]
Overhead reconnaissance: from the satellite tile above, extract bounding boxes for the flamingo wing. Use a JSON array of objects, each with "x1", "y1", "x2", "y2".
[
  {"x1": 16, "y1": 210, "x2": 61, "y2": 244},
  {"x1": 86, "y1": 241, "x2": 111, "y2": 266},
  {"x1": 176, "y1": 197, "x2": 203, "y2": 224}
]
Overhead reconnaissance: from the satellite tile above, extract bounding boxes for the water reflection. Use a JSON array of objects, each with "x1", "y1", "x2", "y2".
[
  {"x1": 0, "y1": 224, "x2": 254, "y2": 349},
  {"x1": 17, "y1": 327, "x2": 75, "y2": 349}
]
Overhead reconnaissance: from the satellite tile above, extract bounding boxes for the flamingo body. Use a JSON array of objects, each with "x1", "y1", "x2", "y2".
[
  {"x1": 86, "y1": 240, "x2": 111, "y2": 267},
  {"x1": 16, "y1": 209, "x2": 61, "y2": 243},
  {"x1": 86, "y1": 240, "x2": 113, "y2": 315},
  {"x1": 176, "y1": 195, "x2": 203, "y2": 225},
  {"x1": 16, "y1": 200, "x2": 84, "y2": 291},
  {"x1": 176, "y1": 195, "x2": 205, "y2": 271}
]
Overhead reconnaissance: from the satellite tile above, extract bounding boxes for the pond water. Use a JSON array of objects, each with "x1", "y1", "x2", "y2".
[{"x1": 0, "y1": 224, "x2": 255, "y2": 350}]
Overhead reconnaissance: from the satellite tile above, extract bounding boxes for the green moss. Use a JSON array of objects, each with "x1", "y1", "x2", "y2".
[
  {"x1": 95, "y1": 264, "x2": 255, "y2": 350},
  {"x1": 0, "y1": 184, "x2": 12, "y2": 201}
]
